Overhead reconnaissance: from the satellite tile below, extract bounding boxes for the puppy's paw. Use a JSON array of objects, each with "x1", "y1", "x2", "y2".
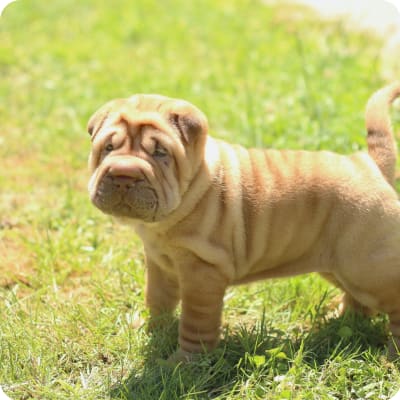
[{"x1": 156, "y1": 349, "x2": 200, "y2": 367}]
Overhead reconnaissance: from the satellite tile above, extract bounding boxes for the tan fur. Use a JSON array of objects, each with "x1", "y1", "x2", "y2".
[
  {"x1": 87, "y1": 83, "x2": 400, "y2": 360},
  {"x1": 366, "y1": 81, "x2": 400, "y2": 186}
]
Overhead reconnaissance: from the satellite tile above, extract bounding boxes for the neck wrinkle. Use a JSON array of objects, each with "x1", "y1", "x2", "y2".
[{"x1": 139, "y1": 137, "x2": 221, "y2": 233}]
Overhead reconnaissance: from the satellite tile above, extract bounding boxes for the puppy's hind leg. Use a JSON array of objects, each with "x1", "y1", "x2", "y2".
[
  {"x1": 387, "y1": 315, "x2": 400, "y2": 360},
  {"x1": 320, "y1": 273, "x2": 375, "y2": 316}
]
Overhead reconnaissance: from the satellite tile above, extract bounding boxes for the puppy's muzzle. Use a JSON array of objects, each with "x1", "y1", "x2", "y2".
[{"x1": 92, "y1": 159, "x2": 158, "y2": 220}]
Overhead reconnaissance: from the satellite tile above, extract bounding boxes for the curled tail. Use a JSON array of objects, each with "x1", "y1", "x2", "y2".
[{"x1": 365, "y1": 81, "x2": 400, "y2": 186}]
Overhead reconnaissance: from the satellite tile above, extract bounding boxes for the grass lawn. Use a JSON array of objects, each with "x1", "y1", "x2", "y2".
[{"x1": 1, "y1": 0, "x2": 400, "y2": 398}]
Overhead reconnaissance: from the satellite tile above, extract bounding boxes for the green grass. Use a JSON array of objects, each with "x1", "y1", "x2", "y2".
[{"x1": 1, "y1": 0, "x2": 399, "y2": 398}]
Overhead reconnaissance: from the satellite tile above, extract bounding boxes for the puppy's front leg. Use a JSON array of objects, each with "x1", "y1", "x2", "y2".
[
  {"x1": 145, "y1": 258, "x2": 180, "y2": 329},
  {"x1": 177, "y1": 260, "x2": 228, "y2": 359}
]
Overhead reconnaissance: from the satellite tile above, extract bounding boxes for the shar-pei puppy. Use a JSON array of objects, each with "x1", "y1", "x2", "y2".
[{"x1": 87, "y1": 82, "x2": 400, "y2": 362}]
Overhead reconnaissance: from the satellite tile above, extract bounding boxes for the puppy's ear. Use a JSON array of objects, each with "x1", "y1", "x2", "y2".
[{"x1": 169, "y1": 102, "x2": 208, "y2": 144}]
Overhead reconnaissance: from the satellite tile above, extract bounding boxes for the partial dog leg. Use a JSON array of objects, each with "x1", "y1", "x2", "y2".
[
  {"x1": 388, "y1": 315, "x2": 400, "y2": 360},
  {"x1": 145, "y1": 258, "x2": 180, "y2": 330},
  {"x1": 169, "y1": 260, "x2": 228, "y2": 363},
  {"x1": 339, "y1": 293, "x2": 376, "y2": 316},
  {"x1": 320, "y1": 273, "x2": 374, "y2": 316}
]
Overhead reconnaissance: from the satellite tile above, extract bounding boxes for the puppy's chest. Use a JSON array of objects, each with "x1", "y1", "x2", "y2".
[
  {"x1": 152, "y1": 248, "x2": 177, "y2": 275},
  {"x1": 138, "y1": 229, "x2": 180, "y2": 274}
]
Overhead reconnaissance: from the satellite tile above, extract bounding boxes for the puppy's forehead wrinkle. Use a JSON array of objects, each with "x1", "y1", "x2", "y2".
[
  {"x1": 88, "y1": 110, "x2": 110, "y2": 141},
  {"x1": 93, "y1": 111, "x2": 110, "y2": 137},
  {"x1": 120, "y1": 111, "x2": 177, "y2": 140},
  {"x1": 91, "y1": 110, "x2": 126, "y2": 142}
]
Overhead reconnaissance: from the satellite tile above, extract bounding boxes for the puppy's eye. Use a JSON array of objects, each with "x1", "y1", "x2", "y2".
[
  {"x1": 104, "y1": 143, "x2": 114, "y2": 152},
  {"x1": 152, "y1": 144, "x2": 168, "y2": 158}
]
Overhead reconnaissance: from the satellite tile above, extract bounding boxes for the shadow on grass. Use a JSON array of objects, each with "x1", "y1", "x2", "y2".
[{"x1": 110, "y1": 312, "x2": 388, "y2": 400}]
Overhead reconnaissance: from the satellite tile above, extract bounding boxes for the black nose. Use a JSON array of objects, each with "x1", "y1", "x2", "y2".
[{"x1": 110, "y1": 175, "x2": 143, "y2": 189}]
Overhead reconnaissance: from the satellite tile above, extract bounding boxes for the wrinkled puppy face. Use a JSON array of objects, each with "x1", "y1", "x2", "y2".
[{"x1": 87, "y1": 94, "x2": 208, "y2": 222}]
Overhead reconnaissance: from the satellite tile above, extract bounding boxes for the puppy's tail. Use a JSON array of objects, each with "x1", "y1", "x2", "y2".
[{"x1": 366, "y1": 81, "x2": 400, "y2": 186}]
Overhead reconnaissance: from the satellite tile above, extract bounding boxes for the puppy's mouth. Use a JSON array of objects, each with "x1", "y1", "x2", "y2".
[{"x1": 92, "y1": 174, "x2": 158, "y2": 221}]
